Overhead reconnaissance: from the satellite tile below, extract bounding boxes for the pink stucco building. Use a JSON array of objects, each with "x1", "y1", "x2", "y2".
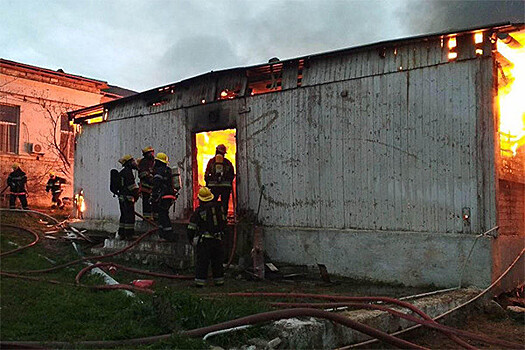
[{"x1": 0, "y1": 59, "x2": 135, "y2": 208}]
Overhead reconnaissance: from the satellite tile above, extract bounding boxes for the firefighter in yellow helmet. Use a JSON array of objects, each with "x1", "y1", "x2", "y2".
[
  {"x1": 205, "y1": 144, "x2": 235, "y2": 216},
  {"x1": 151, "y1": 152, "x2": 179, "y2": 241},
  {"x1": 117, "y1": 154, "x2": 139, "y2": 240},
  {"x1": 46, "y1": 171, "x2": 66, "y2": 209},
  {"x1": 7, "y1": 163, "x2": 28, "y2": 209},
  {"x1": 137, "y1": 146, "x2": 155, "y2": 220},
  {"x1": 187, "y1": 186, "x2": 227, "y2": 287}
]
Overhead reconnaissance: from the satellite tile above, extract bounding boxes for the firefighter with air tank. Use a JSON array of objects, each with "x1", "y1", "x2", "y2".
[
  {"x1": 6, "y1": 163, "x2": 28, "y2": 209},
  {"x1": 137, "y1": 146, "x2": 155, "y2": 220},
  {"x1": 187, "y1": 186, "x2": 226, "y2": 287},
  {"x1": 205, "y1": 144, "x2": 235, "y2": 216},
  {"x1": 151, "y1": 152, "x2": 181, "y2": 241},
  {"x1": 117, "y1": 155, "x2": 139, "y2": 240}
]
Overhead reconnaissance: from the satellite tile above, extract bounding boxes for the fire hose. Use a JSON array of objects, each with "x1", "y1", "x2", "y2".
[
  {"x1": 210, "y1": 292, "x2": 476, "y2": 349},
  {"x1": 0, "y1": 308, "x2": 430, "y2": 349},
  {"x1": 269, "y1": 302, "x2": 522, "y2": 349},
  {"x1": 1, "y1": 210, "x2": 523, "y2": 349}
]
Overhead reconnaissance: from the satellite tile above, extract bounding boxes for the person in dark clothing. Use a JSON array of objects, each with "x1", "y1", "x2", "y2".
[
  {"x1": 117, "y1": 155, "x2": 139, "y2": 240},
  {"x1": 187, "y1": 186, "x2": 227, "y2": 287},
  {"x1": 7, "y1": 163, "x2": 28, "y2": 209},
  {"x1": 46, "y1": 172, "x2": 66, "y2": 209},
  {"x1": 151, "y1": 152, "x2": 179, "y2": 241},
  {"x1": 137, "y1": 146, "x2": 155, "y2": 220},
  {"x1": 205, "y1": 144, "x2": 235, "y2": 216}
]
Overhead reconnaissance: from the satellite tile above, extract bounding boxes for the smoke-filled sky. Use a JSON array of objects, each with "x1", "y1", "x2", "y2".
[{"x1": 1, "y1": 0, "x2": 523, "y2": 92}]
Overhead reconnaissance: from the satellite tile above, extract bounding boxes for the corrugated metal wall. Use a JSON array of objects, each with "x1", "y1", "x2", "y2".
[{"x1": 76, "y1": 33, "x2": 496, "y2": 234}]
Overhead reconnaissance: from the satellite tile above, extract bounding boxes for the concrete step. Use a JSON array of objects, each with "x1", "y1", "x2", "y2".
[{"x1": 267, "y1": 288, "x2": 484, "y2": 349}]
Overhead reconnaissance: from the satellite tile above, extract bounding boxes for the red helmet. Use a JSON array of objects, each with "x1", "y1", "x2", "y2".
[{"x1": 216, "y1": 144, "x2": 227, "y2": 154}]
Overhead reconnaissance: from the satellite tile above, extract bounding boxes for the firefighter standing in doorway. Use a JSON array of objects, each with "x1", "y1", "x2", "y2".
[
  {"x1": 151, "y1": 152, "x2": 179, "y2": 241},
  {"x1": 137, "y1": 146, "x2": 155, "y2": 220},
  {"x1": 7, "y1": 163, "x2": 28, "y2": 209},
  {"x1": 46, "y1": 172, "x2": 66, "y2": 209},
  {"x1": 205, "y1": 144, "x2": 235, "y2": 215},
  {"x1": 117, "y1": 155, "x2": 139, "y2": 240},
  {"x1": 187, "y1": 187, "x2": 226, "y2": 287}
]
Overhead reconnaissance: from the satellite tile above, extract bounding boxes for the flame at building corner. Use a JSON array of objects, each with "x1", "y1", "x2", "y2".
[{"x1": 496, "y1": 30, "x2": 525, "y2": 157}]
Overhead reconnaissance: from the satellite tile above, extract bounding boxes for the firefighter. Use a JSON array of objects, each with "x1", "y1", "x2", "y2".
[
  {"x1": 187, "y1": 187, "x2": 227, "y2": 287},
  {"x1": 46, "y1": 172, "x2": 66, "y2": 209},
  {"x1": 137, "y1": 146, "x2": 155, "y2": 220},
  {"x1": 117, "y1": 154, "x2": 139, "y2": 240},
  {"x1": 7, "y1": 163, "x2": 28, "y2": 209},
  {"x1": 205, "y1": 144, "x2": 235, "y2": 216},
  {"x1": 151, "y1": 152, "x2": 178, "y2": 241}
]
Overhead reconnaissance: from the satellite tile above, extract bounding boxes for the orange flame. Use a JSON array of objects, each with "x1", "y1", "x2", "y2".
[
  {"x1": 497, "y1": 31, "x2": 525, "y2": 157},
  {"x1": 195, "y1": 129, "x2": 236, "y2": 213}
]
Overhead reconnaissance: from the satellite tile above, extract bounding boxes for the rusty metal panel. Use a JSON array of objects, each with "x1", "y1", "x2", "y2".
[{"x1": 75, "y1": 110, "x2": 190, "y2": 221}]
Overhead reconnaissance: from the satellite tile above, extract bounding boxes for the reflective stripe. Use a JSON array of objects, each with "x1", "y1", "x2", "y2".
[
  {"x1": 118, "y1": 195, "x2": 135, "y2": 202},
  {"x1": 213, "y1": 277, "x2": 224, "y2": 285},
  {"x1": 162, "y1": 227, "x2": 172, "y2": 231},
  {"x1": 127, "y1": 184, "x2": 138, "y2": 190},
  {"x1": 188, "y1": 223, "x2": 198, "y2": 230},
  {"x1": 195, "y1": 279, "x2": 206, "y2": 286},
  {"x1": 162, "y1": 195, "x2": 177, "y2": 200},
  {"x1": 207, "y1": 182, "x2": 232, "y2": 187}
]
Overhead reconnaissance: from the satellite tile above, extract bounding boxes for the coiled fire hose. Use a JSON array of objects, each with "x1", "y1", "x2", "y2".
[{"x1": 1, "y1": 209, "x2": 523, "y2": 349}]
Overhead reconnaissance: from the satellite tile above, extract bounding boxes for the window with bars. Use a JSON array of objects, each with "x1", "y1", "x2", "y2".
[
  {"x1": 60, "y1": 114, "x2": 75, "y2": 158},
  {"x1": 0, "y1": 104, "x2": 19, "y2": 154}
]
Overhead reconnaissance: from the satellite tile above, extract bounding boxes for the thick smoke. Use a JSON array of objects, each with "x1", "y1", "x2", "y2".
[{"x1": 400, "y1": 1, "x2": 524, "y2": 35}]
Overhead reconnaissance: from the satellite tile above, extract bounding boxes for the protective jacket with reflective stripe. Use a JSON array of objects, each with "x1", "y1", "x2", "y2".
[
  {"x1": 137, "y1": 156, "x2": 154, "y2": 193},
  {"x1": 7, "y1": 168, "x2": 27, "y2": 193},
  {"x1": 118, "y1": 166, "x2": 139, "y2": 201},
  {"x1": 205, "y1": 156, "x2": 234, "y2": 187},
  {"x1": 187, "y1": 201, "x2": 227, "y2": 242}
]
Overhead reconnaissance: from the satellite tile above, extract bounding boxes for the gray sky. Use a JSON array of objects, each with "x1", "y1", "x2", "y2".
[{"x1": 1, "y1": 0, "x2": 523, "y2": 92}]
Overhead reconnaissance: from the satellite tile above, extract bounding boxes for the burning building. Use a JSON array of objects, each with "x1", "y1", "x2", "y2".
[{"x1": 70, "y1": 23, "x2": 524, "y2": 289}]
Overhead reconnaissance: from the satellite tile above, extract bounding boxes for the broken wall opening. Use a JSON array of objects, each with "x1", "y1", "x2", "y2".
[
  {"x1": 495, "y1": 29, "x2": 525, "y2": 237},
  {"x1": 193, "y1": 128, "x2": 237, "y2": 218}
]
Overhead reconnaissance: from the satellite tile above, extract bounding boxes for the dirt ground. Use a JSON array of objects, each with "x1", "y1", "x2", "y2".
[{"x1": 404, "y1": 311, "x2": 524, "y2": 349}]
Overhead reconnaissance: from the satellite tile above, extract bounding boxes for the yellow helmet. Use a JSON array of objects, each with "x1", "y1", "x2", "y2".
[
  {"x1": 198, "y1": 187, "x2": 214, "y2": 202},
  {"x1": 12, "y1": 163, "x2": 20, "y2": 170},
  {"x1": 142, "y1": 146, "x2": 154, "y2": 154},
  {"x1": 155, "y1": 152, "x2": 169, "y2": 164},
  {"x1": 49, "y1": 171, "x2": 55, "y2": 177},
  {"x1": 118, "y1": 154, "x2": 133, "y2": 165}
]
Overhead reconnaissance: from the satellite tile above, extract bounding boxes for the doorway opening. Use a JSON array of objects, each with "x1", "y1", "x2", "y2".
[{"x1": 193, "y1": 128, "x2": 236, "y2": 218}]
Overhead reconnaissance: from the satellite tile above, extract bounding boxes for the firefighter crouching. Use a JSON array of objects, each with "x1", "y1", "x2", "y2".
[
  {"x1": 205, "y1": 144, "x2": 235, "y2": 216},
  {"x1": 138, "y1": 146, "x2": 155, "y2": 220},
  {"x1": 187, "y1": 187, "x2": 226, "y2": 287},
  {"x1": 151, "y1": 152, "x2": 180, "y2": 241},
  {"x1": 46, "y1": 172, "x2": 66, "y2": 209},
  {"x1": 7, "y1": 163, "x2": 28, "y2": 209},
  {"x1": 117, "y1": 155, "x2": 139, "y2": 240}
]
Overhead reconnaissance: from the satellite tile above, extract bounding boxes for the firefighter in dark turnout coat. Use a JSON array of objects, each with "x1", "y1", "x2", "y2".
[
  {"x1": 151, "y1": 152, "x2": 178, "y2": 241},
  {"x1": 137, "y1": 146, "x2": 155, "y2": 220},
  {"x1": 187, "y1": 187, "x2": 227, "y2": 287},
  {"x1": 117, "y1": 155, "x2": 139, "y2": 240},
  {"x1": 46, "y1": 172, "x2": 66, "y2": 209},
  {"x1": 7, "y1": 163, "x2": 28, "y2": 209},
  {"x1": 205, "y1": 144, "x2": 234, "y2": 215}
]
